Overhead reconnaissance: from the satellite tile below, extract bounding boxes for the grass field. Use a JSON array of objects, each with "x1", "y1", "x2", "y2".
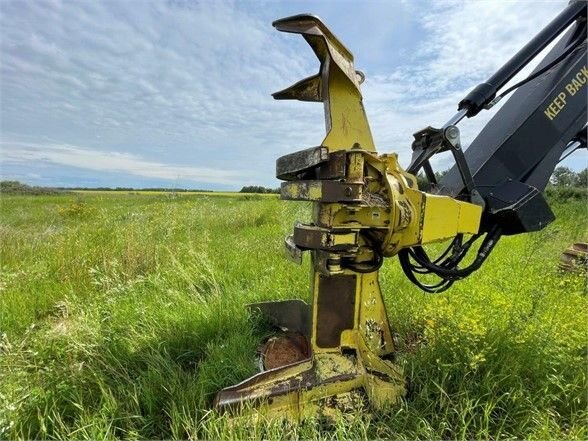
[{"x1": 1, "y1": 192, "x2": 586, "y2": 440}]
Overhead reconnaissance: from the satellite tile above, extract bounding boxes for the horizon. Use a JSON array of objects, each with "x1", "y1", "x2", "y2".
[
  {"x1": 1, "y1": 0, "x2": 586, "y2": 191},
  {"x1": 0, "y1": 179, "x2": 275, "y2": 192}
]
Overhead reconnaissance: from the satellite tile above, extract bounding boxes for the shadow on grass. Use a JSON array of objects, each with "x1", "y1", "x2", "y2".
[{"x1": 6, "y1": 305, "x2": 272, "y2": 440}]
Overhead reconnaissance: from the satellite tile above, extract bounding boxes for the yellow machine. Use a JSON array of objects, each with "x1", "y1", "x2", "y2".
[
  {"x1": 215, "y1": 0, "x2": 587, "y2": 419},
  {"x1": 213, "y1": 15, "x2": 481, "y2": 420}
]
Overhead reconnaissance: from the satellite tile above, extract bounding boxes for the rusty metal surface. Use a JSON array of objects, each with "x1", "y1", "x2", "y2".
[
  {"x1": 213, "y1": 349, "x2": 405, "y2": 419},
  {"x1": 213, "y1": 13, "x2": 412, "y2": 421},
  {"x1": 215, "y1": 8, "x2": 481, "y2": 421},
  {"x1": 276, "y1": 146, "x2": 329, "y2": 180},
  {"x1": 280, "y1": 180, "x2": 362, "y2": 202},
  {"x1": 271, "y1": 14, "x2": 360, "y2": 101},
  {"x1": 214, "y1": 352, "x2": 361, "y2": 413},
  {"x1": 316, "y1": 275, "x2": 356, "y2": 348},
  {"x1": 293, "y1": 223, "x2": 358, "y2": 252},
  {"x1": 318, "y1": 151, "x2": 347, "y2": 180},
  {"x1": 260, "y1": 332, "x2": 310, "y2": 370},
  {"x1": 249, "y1": 299, "x2": 310, "y2": 336},
  {"x1": 273, "y1": 73, "x2": 322, "y2": 102},
  {"x1": 284, "y1": 234, "x2": 304, "y2": 264},
  {"x1": 271, "y1": 14, "x2": 376, "y2": 153},
  {"x1": 213, "y1": 358, "x2": 311, "y2": 411},
  {"x1": 559, "y1": 242, "x2": 588, "y2": 272}
]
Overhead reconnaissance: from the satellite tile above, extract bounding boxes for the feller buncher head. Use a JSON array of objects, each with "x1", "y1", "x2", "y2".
[{"x1": 213, "y1": 14, "x2": 481, "y2": 421}]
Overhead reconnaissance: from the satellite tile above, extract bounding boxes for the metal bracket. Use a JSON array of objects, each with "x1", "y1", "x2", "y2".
[
  {"x1": 293, "y1": 223, "x2": 359, "y2": 252},
  {"x1": 276, "y1": 147, "x2": 348, "y2": 181},
  {"x1": 409, "y1": 125, "x2": 483, "y2": 206},
  {"x1": 284, "y1": 234, "x2": 303, "y2": 264},
  {"x1": 271, "y1": 14, "x2": 376, "y2": 153},
  {"x1": 280, "y1": 180, "x2": 363, "y2": 202},
  {"x1": 276, "y1": 146, "x2": 329, "y2": 180}
]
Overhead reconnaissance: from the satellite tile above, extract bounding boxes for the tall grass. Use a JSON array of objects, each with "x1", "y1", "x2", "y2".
[{"x1": 1, "y1": 193, "x2": 586, "y2": 439}]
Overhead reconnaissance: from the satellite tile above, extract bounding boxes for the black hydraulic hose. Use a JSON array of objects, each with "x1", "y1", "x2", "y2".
[
  {"x1": 399, "y1": 226, "x2": 503, "y2": 293},
  {"x1": 492, "y1": 39, "x2": 585, "y2": 106},
  {"x1": 344, "y1": 249, "x2": 384, "y2": 273},
  {"x1": 406, "y1": 236, "x2": 464, "y2": 274},
  {"x1": 437, "y1": 233, "x2": 482, "y2": 268},
  {"x1": 398, "y1": 250, "x2": 455, "y2": 293},
  {"x1": 341, "y1": 231, "x2": 384, "y2": 273},
  {"x1": 410, "y1": 227, "x2": 502, "y2": 279},
  {"x1": 408, "y1": 233, "x2": 480, "y2": 273}
]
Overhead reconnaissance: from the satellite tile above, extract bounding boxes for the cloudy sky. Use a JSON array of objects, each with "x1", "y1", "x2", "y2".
[{"x1": 1, "y1": 0, "x2": 585, "y2": 190}]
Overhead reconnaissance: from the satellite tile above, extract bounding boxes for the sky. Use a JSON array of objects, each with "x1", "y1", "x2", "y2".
[{"x1": 1, "y1": 0, "x2": 586, "y2": 190}]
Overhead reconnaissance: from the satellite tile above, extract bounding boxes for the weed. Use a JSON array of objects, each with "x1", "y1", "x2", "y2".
[
  {"x1": 57, "y1": 200, "x2": 96, "y2": 218},
  {"x1": 0, "y1": 192, "x2": 586, "y2": 439}
]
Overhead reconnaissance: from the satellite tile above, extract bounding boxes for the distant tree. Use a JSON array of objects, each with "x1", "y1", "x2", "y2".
[
  {"x1": 416, "y1": 174, "x2": 428, "y2": 191},
  {"x1": 435, "y1": 170, "x2": 449, "y2": 181},
  {"x1": 416, "y1": 170, "x2": 449, "y2": 191},
  {"x1": 551, "y1": 166, "x2": 577, "y2": 187},
  {"x1": 0, "y1": 180, "x2": 24, "y2": 192},
  {"x1": 0, "y1": 180, "x2": 59, "y2": 195},
  {"x1": 240, "y1": 186, "x2": 278, "y2": 194},
  {"x1": 576, "y1": 168, "x2": 588, "y2": 188}
]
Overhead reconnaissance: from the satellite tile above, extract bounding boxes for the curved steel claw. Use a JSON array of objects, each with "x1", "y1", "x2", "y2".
[{"x1": 272, "y1": 14, "x2": 376, "y2": 153}]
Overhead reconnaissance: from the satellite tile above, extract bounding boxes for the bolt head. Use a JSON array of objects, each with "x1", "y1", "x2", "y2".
[{"x1": 446, "y1": 126, "x2": 459, "y2": 139}]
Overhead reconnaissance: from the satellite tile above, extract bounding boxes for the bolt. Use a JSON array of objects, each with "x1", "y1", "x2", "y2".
[
  {"x1": 446, "y1": 126, "x2": 459, "y2": 139},
  {"x1": 345, "y1": 186, "x2": 353, "y2": 197}
]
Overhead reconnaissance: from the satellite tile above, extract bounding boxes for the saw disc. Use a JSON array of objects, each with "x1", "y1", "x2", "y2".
[{"x1": 259, "y1": 332, "x2": 309, "y2": 371}]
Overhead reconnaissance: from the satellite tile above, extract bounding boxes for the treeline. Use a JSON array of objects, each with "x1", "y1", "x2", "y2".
[
  {"x1": 3, "y1": 166, "x2": 585, "y2": 199},
  {"x1": 416, "y1": 167, "x2": 587, "y2": 200},
  {"x1": 58, "y1": 186, "x2": 209, "y2": 192},
  {"x1": 0, "y1": 181, "x2": 215, "y2": 194},
  {"x1": 239, "y1": 186, "x2": 279, "y2": 194},
  {"x1": 549, "y1": 167, "x2": 587, "y2": 188},
  {"x1": 2, "y1": 180, "x2": 281, "y2": 195},
  {"x1": 545, "y1": 166, "x2": 587, "y2": 201},
  {"x1": 417, "y1": 167, "x2": 587, "y2": 188},
  {"x1": 0, "y1": 180, "x2": 61, "y2": 195}
]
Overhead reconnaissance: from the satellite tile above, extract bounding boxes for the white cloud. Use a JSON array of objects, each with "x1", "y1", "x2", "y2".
[
  {"x1": 361, "y1": 0, "x2": 570, "y2": 169},
  {"x1": 1, "y1": 142, "x2": 252, "y2": 185},
  {"x1": 0, "y1": 1, "x2": 322, "y2": 170},
  {"x1": 0, "y1": 0, "x2": 583, "y2": 189}
]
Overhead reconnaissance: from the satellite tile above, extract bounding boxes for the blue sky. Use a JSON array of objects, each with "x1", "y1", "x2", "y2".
[{"x1": 1, "y1": 0, "x2": 585, "y2": 190}]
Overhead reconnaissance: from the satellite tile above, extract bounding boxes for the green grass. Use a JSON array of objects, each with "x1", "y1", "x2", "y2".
[{"x1": 1, "y1": 192, "x2": 586, "y2": 440}]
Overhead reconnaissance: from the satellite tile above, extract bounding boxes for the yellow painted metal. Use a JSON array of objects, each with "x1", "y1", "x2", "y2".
[
  {"x1": 381, "y1": 186, "x2": 482, "y2": 256},
  {"x1": 214, "y1": 13, "x2": 482, "y2": 421},
  {"x1": 323, "y1": 67, "x2": 376, "y2": 152},
  {"x1": 420, "y1": 194, "x2": 482, "y2": 243},
  {"x1": 281, "y1": 181, "x2": 323, "y2": 201},
  {"x1": 352, "y1": 151, "x2": 483, "y2": 256}
]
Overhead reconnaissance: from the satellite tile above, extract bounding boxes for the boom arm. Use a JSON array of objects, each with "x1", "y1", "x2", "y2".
[
  {"x1": 401, "y1": 0, "x2": 587, "y2": 291},
  {"x1": 443, "y1": 0, "x2": 587, "y2": 203}
]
